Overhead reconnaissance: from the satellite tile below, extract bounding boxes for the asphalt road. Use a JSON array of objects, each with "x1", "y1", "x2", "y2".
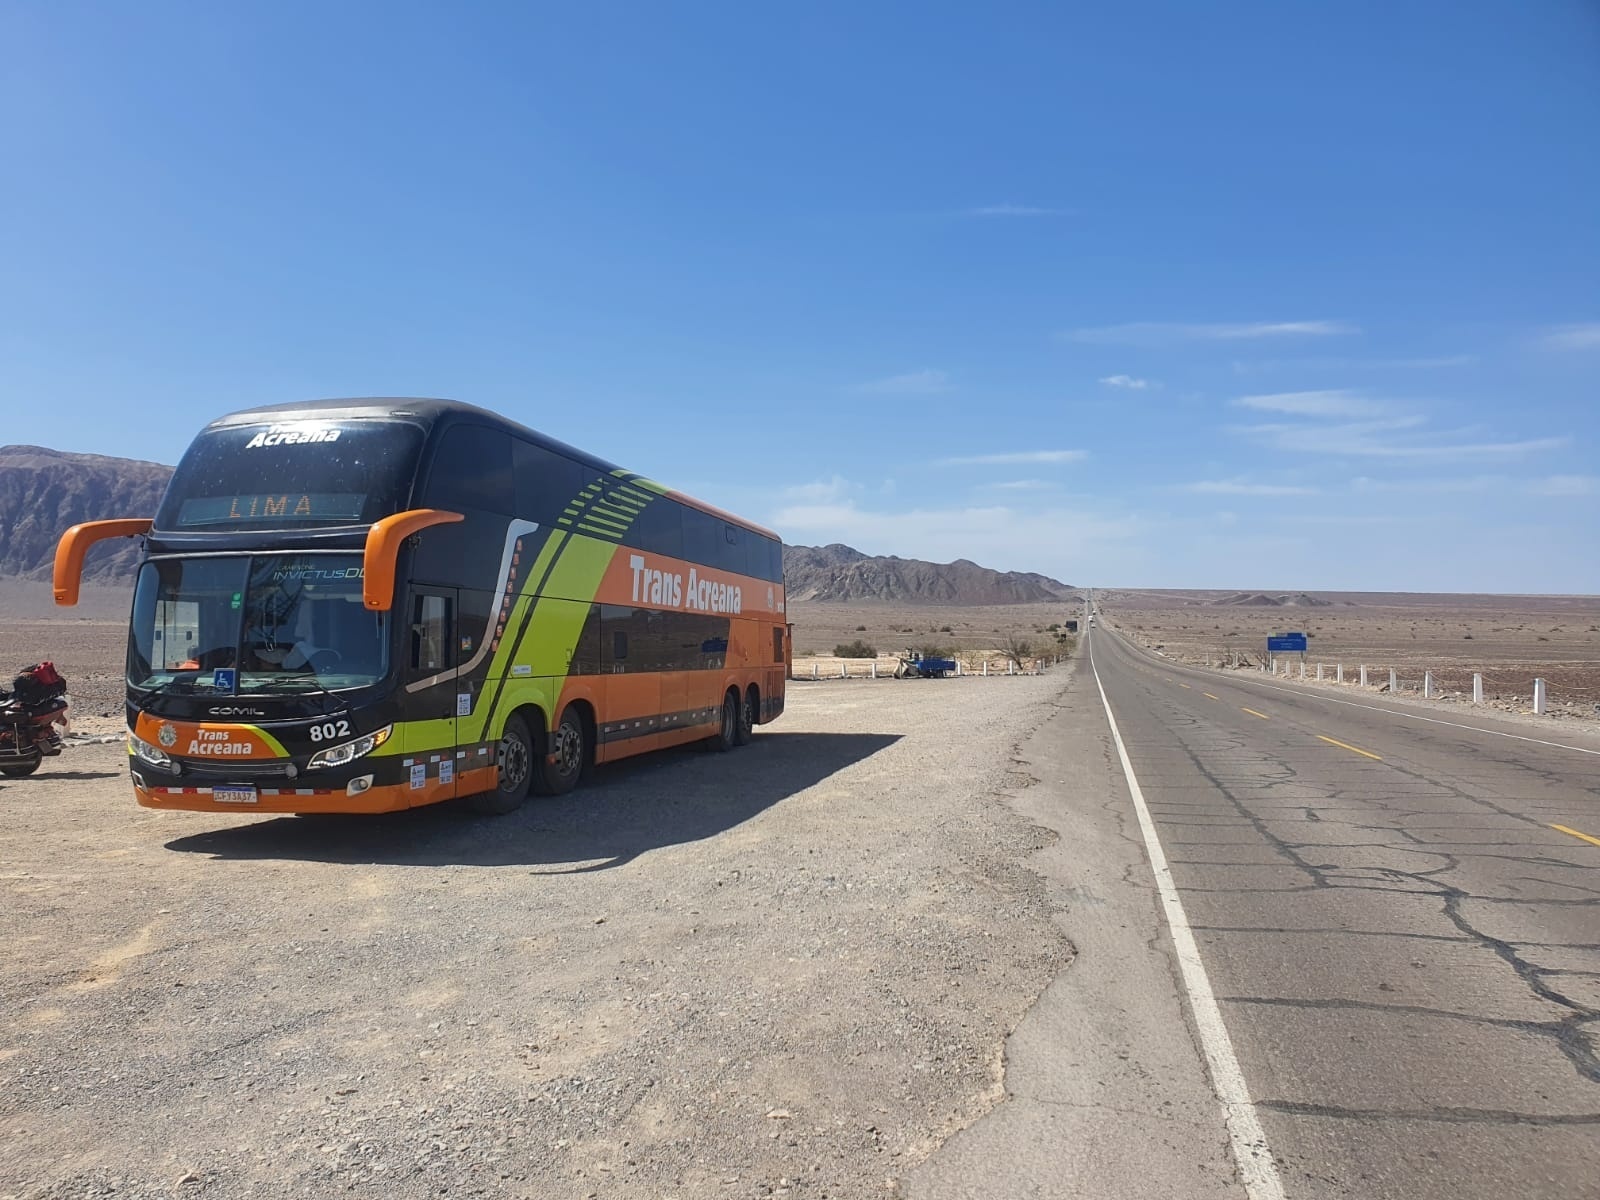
[{"x1": 1080, "y1": 624, "x2": 1600, "y2": 1199}]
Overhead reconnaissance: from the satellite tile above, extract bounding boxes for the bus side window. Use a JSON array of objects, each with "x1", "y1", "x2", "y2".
[
  {"x1": 514, "y1": 440, "x2": 585, "y2": 525},
  {"x1": 411, "y1": 593, "x2": 454, "y2": 677},
  {"x1": 772, "y1": 626, "x2": 785, "y2": 664},
  {"x1": 424, "y1": 425, "x2": 513, "y2": 515},
  {"x1": 612, "y1": 631, "x2": 628, "y2": 667},
  {"x1": 682, "y1": 507, "x2": 719, "y2": 566}
]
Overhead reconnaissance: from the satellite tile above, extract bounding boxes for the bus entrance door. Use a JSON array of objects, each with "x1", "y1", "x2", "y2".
[{"x1": 404, "y1": 587, "x2": 461, "y2": 804}]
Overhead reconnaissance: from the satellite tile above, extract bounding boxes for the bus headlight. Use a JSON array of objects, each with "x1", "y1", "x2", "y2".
[
  {"x1": 306, "y1": 724, "x2": 392, "y2": 771},
  {"x1": 130, "y1": 732, "x2": 172, "y2": 770}
]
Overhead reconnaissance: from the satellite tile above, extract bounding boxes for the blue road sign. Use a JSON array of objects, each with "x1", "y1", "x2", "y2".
[{"x1": 1267, "y1": 635, "x2": 1308, "y2": 653}]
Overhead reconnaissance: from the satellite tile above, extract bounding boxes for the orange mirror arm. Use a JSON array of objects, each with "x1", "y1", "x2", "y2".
[
  {"x1": 363, "y1": 509, "x2": 464, "y2": 611},
  {"x1": 54, "y1": 519, "x2": 154, "y2": 606}
]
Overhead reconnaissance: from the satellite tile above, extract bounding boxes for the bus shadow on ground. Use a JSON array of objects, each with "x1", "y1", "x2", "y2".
[{"x1": 163, "y1": 731, "x2": 901, "y2": 869}]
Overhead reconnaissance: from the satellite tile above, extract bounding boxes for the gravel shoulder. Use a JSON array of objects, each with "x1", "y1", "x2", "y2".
[{"x1": 1, "y1": 672, "x2": 1072, "y2": 1199}]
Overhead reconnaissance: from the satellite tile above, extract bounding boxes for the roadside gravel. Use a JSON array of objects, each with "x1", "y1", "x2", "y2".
[{"x1": 1, "y1": 672, "x2": 1072, "y2": 1199}]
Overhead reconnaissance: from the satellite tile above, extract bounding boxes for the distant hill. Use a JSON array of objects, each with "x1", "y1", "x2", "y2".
[
  {"x1": 1209, "y1": 591, "x2": 1334, "y2": 608},
  {"x1": 0, "y1": 447, "x2": 1074, "y2": 608},
  {"x1": 0, "y1": 445, "x2": 173, "y2": 581},
  {"x1": 783, "y1": 543, "x2": 1076, "y2": 605}
]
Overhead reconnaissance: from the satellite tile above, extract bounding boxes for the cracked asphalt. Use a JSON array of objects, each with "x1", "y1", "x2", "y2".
[{"x1": 1075, "y1": 625, "x2": 1600, "y2": 1199}]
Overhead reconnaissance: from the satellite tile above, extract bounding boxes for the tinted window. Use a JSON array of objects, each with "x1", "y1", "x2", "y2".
[
  {"x1": 156, "y1": 420, "x2": 425, "y2": 531},
  {"x1": 514, "y1": 440, "x2": 585, "y2": 525},
  {"x1": 681, "y1": 507, "x2": 720, "y2": 567},
  {"x1": 424, "y1": 424, "x2": 514, "y2": 514},
  {"x1": 628, "y1": 495, "x2": 684, "y2": 559}
]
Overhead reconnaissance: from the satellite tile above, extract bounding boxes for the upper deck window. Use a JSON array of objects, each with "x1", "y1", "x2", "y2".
[{"x1": 155, "y1": 419, "x2": 426, "y2": 532}]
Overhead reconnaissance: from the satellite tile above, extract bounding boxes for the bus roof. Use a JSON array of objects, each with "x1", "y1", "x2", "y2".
[{"x1": 206, "y1": 397, "x2": 781, "y2": 542}]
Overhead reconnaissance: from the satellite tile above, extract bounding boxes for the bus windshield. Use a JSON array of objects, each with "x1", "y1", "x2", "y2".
[
  {"x1": 154, "y1": 418, "x2": 425, "y2": 531},
  {"x1": 128, "y1": 554, "x2": 387, "y2": 693}
]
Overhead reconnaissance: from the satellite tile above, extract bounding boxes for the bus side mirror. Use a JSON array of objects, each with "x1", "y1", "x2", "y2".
[
  {"x1": 362, "y1": 509, "x2": 464, "y2": 611},
  {"x1": 54, "y1": 519, "x2": 154, "y2": 606}
]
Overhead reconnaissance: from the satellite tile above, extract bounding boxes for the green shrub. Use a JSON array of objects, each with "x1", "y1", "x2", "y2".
[{"x1": 835, "y1": 640, "x2": 877, "y2": 659}]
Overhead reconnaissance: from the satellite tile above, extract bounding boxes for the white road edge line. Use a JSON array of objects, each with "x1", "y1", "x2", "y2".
[
  {"x1": 1088, "y1": 631, "x2": 1288, "y2": 1200},
  {"x1": 1115, "y1": 631, "x2": 1600, "y2": 759}
]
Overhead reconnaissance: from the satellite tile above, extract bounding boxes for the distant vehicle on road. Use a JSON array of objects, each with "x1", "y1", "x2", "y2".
[{"x1": 55, "y1": 398, "x2": 788, "y2": 815}]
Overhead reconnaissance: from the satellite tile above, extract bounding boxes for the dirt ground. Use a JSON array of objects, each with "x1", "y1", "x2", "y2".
[
  {"x1": 0, "y1": 668, "x2": 1072, "y2": 1200},
  {"x1": 1100, "y1": 588, "x2": 1600, "y2": 718}
]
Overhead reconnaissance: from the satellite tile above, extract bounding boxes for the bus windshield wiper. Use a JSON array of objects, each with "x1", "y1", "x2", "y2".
[{"x1": 256, "y1": 669, "x2": 349, "y2": 714}]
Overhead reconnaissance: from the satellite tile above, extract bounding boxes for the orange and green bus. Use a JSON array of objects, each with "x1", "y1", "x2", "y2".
[{"x1": 53, "y1": 398, "x2": 788, "y2": 815}]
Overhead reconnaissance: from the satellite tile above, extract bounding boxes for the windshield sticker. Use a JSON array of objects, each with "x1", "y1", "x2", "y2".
[
  {"x1": 410, "y1": 763, "x2": 426, "y2": 790},
  {"x1": 211, "y1": 668, "x2": 236, "y2": 691},
  {"x1": 439, "y1": 759, "x2": 454, "y2": 785},
  {"x1": 457, "y1": 693, "x2": 473, "y2": 717}
]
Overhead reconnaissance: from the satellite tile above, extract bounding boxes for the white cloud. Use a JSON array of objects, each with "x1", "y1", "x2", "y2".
[
  {"x1": 1061, "y1": 320, "x2": 1357, "y2": 345},
  {"x1": 965, "y1": 204, "x2": 1070, "y2": 217},
  {"x1": 1351, "y1": 475, "x2": 1500, "y2": 495},
  {"x1": 1530, "y1": 474, "x2": 1599, "y2": 496},
  {"x1": 1233, "y1": 389, "x2": 1383, "y2": 417},
  {"x1": 1183, "y1": 479, "x2": 1319, "y2": 496},
  {"x1": 1233, "y1": 355, "x2": 1475, "y2": 374},
  {"x1": 781, "y1": 475, "x2": 855, "y2": 504},
  {"x1": 851, "y1": 369, "x2": 952, "y2": 395},
  {"x1": 984, "y1": 479, "x2": 1057, "y2": 491},
  {"x1": 936, "y1": 449, "x2": 1088, "y2": 466},
  {"x1": 1099, "y1": 374, "x2": 1153, "y2": 390},
  {"x1": 1238, "y1": 417, "x2": 1568, "y2": 459},
  {"x1": 1539, "y1": 323, "x2": 1600, "y2": 350},
  {"x1": 769, "y1": 499, "x2": 1140, "y2": 578}
]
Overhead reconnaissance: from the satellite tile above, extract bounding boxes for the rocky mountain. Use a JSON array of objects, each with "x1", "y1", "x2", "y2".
[
  {"x1": 783, "y1": 543, "x2": 1075, "y2": 605},
  {"x1": 0, "y1": 446, "x2": 172, "y2": 581}
]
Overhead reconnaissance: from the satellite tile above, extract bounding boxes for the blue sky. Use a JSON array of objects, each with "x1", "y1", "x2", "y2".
[{"x1": 3, "y1": 1, "x2": 1596, "y2": 592}]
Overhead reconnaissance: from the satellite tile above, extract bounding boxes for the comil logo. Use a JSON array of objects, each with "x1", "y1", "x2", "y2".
[
  {"x1": 157, "y1": 722, "x2": 177, "y2": 749},
  {"x1": 243, "y1": 423, "x2": 342, "y2": 449}
]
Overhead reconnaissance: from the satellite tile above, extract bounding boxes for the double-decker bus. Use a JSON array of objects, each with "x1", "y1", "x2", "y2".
[{"x1": 53, "y1": 399, "x2": 788, "y2": 815}]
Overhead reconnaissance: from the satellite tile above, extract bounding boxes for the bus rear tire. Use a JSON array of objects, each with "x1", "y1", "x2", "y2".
[
  {"x1": 470, "y1": 712, "x2": 534, "y2": 815},
  {"x1": 708, "y1": 691, "x2": 740, "y2": 753},
  {"x1": 734, "y1": 686, "x2": 757, "y2": 746},
  {"x1": 531, "y1": 705, "x2": 587, "y2": 797}
]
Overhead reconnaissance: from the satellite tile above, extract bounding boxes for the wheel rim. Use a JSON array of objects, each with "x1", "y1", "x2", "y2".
[
  {"x1": 498, "y1": 731, "x2": 530, "y2": 792},
  {"x1": 743, "y1": 694, "x2": 757, "y2": 729},
  {"x1": 554, "y1": 721, "x2": 583, "y2": 779}
]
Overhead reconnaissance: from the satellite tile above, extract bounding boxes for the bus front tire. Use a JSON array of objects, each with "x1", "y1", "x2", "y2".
[
  {"x1": 470, "y1": 712, "x2": 535, "y2": 815},
  {"x1": 531, "y1": 706, "x2": 587, "y2": 797}
]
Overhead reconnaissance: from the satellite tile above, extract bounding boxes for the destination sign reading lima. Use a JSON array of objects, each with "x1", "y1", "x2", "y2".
[{"x1": 177, "y1": 492, "x2": 368, "y2": 526}]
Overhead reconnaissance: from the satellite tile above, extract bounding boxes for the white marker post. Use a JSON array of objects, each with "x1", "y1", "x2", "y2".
[
  {"x1": 1337, "y1": 664, "x2": 1344, "y2": 684},
  {"x1": 1473, "y1": 673, "x2": 1483, "y2": 705},
  {"x1": 1424, "y1": 671, "x2": 1435, "y2": 699},
  {"x1": 1359, "y1": 665, "x2": 1368, "y2": 688},
  {"x1": 1316, "y1": 664, "x2": 1324, "y2": 682},
  {"x1": 1534, "y1": 678, "x2": 1547, "y2": 715},
  {"x1": 1389, "y1": 668, "x2": 1397, "y2": 693}
]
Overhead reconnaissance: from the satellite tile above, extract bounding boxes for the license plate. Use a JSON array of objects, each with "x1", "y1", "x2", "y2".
[{"x1": 213, "y1": 786, "x2": 258, "y2": 805}]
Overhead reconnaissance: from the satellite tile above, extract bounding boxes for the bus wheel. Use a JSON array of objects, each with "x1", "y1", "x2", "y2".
[
  {"x1": 708, "y1": 690, "x2": 739, "y2": 753},
  {"x1": 470, "y1": 713, "x2": 534, "y2": 815},
  {"x1": 1, "y1": 756, "x2": 42, "y2": 778},
  {"x1": 532, "y1": 706, "x2": 586, "y2": 797},
  {"x1": 734, "y1": 686, "x2": 757, "y2": 746}
]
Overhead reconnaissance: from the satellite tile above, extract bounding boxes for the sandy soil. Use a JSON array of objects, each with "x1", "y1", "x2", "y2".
[
  {"x1": 0, "y1": 671, "x2": 1072, "y2": 1200},
  {"x1": 1100, "y1": 589, "x2": 1600, "y2": 719}
]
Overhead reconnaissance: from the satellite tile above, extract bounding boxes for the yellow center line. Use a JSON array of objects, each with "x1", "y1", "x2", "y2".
[
  {"x1": 1317, "y1": 734, "x2": 1382, "y2": 761},
  {"x1": 1241, "y1": 707, "x2": 1270, "y2": 720},
  {"x1": 1203, "y1": 692, "x2": 1219, "y2": 700},
  {"x1": 1179, "y1": 683, "x2": 1192, "y2": 689},
  {"x1": 1551, "y1": 824, "x2": 1600, "y2": 849}
]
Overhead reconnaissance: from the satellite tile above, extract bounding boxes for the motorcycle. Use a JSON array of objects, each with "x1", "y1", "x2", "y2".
[{"x1": 0, "y1": 661, "x2": 71, "y2": 778}]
